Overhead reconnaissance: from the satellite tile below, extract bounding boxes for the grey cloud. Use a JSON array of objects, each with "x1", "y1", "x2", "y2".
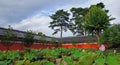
[
  {"x1": 0, "y1": 0, "x2": 47, "y2": 23},
  {"x1": 0, "y1": 0, "x2": 88, "y2": 27},
  {"x1": 104, "y1": 0, "x2": 120, "y2": 24}
]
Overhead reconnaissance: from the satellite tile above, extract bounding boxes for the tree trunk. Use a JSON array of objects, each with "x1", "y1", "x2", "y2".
[
  {"x1": 96, "y1": 33, "x2": 100, "y2": 44},
  {"x1": 97, "y1": 29, "x2": 101, "y2": 44},
  {"x1": 6, "y1": 42, "x2": 10, "y2": 51},
  {"x1": 60, "y1": 26, "x2": 63, "y2": 45}
]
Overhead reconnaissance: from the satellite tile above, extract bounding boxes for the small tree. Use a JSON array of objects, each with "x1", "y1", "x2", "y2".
[
  {"x1": 23, "y1": 31, "x2": 35, "y2": 47},
  {"x1": 1, "y1": 26, "x2": 17, "y2": 50},
  {"x1": 50, "y1": 37, "x2": 56, "y2": 44},
  {"x1": 72, "y1": 38, "x2": 78, "y2": 47},
  {"x1": 38, "y1": 32, "x2": 46, "y2": 45},
  {"x1": 86, "y1": 35, "x2": 94, "y2": 43}
]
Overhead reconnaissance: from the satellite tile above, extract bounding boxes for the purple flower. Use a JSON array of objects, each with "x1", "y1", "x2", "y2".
[{"x1": 99, "y1": 44, "x2": 105, "y2": 51}]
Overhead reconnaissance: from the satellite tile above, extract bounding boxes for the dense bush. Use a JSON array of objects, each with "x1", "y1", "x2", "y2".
[{"x1": 100, "y1": 24, "x2": 120, "y2": 48}]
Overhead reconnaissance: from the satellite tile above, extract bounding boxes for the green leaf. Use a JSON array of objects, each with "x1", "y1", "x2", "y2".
[
  {"x1": 0, "y1": 60, "x2": 11, "y2": 65},
  {"x1": 0, "y1": 52, "x2": 5, "y2": 60},
  {"x1": 7, "y1": 51, "x2": 20, "y2": 60},
  {"x1": 30, "y1": 61, "x2": 41, "y2": 65},
  {"x1": 24, "y1": 53, "x2": 36, "y2": 61},
  {"x1": 15, "y1": 60, "x2": 24, "y2": 65},
  {"x1": 106, "y1": 56, "x2": 120, "y2": 65},
  {"x1": 44, "y1": 61, "x2": 54, "y2": 65},
  {"x1": 94, "y1": 58, "x2": 105, "y2": 65}
]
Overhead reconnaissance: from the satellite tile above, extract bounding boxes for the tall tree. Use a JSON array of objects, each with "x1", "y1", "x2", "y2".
[
  {"x1": 84, "y1": 5, "x2": 115, "y2": 43},
  {"x1": 1, "y1": 26, "x2": 17, "y2": 50},
  {"x1": 23, "y1": 31, "x2": 35, "y2": 47},
  {"x1": 70, "y1": 7, "x2": 88, "y2": 36},
  {"x1": 49, "y1": 9, "x2": 70, "y2": 44},
  {"x1": 70, "y1": 2, "x2": 108, "y2": 36}
]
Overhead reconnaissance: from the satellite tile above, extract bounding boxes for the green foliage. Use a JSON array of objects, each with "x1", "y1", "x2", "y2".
[
  {"x1": 44, "y1": 61, "x2": 54, "y2": 65},
  {"x1": 77, "y1": 53, "x2": 96, "y2": 65},
  {"x1": 86, "y1": 35, "x2": 94, "y2": 43},
  {"x1": 6, "y1": 51, "x2": 20, "y2": 60},
  {"x1": 106, "y1": 55, "x2": 120, "y2": 65},
  {"x1": 93, "y1": 58, "x2": 106, "y2": 65},
  {"x1": 23, "y1": 30, "x2": 35, "y2": 47},
  {"x1": 24, "y1": 52, "x2": 36, "y2": 61},
  {"x1": 15, "y1": 60, "x2": 24, "y2": 65},
  {"x1": 38, "y1": 32, "x2": 46, "y2": 44},
  {"x1": 0, "y1": 52, "x2": 5, "y2": 60},
  {"x1": 84, "y1": 5, "x2": 114, "y2": 43},
  {"x1": 84, "y1": 5, "x2": 112, "y2": 33},
  {"x1": 49, "y1": 9, "x2": 70, "y2": 31},
  {"x1": 24, "y1": 60, "x2": 31, "y2": 65},
  {"x1": 50, "y1": 37, "x2": 56, "y2": 44},
  {"x1": 61, "y1": 56, "x2": 75, "y2": 65},
  {"x1": 70, "y1": 7, "x2": 88, "y2": 35},
  {"x1": 49, "y1": 9, "x2": 70, "y2": 43},
  {"x1": 69, "y1": 2, "x2": 109, "y2": 36},
  {"x1": 71, "y1": 38, "x2": 78, "y2": 46},
  {"x1": 99, "y1": 28, "x2": 110, "y2": 44},
  {"x1": 100, "y1": 24, "x2": 120, "y2": 45},
  {"x1": 30, "y1": 61, "x2": 41, "y2": 65},
  {"x1": 1, "y1": 27, "x2": 17, "y2": 50},
  {"x1": 41, "y1": 48, "x2": 52, "y2": 59},
  {"x1": 108, "y1": 24, "x2": 120, "y2": 44},
  {"x1": 0, "y1": 48, "x2": 120, "y2": 65},
  {"x1": 41, "y1": 48, "x2": 59, "y2": 60},
  {"x1": 71, "y1": 49, "x2": 85, "y2": 60},
  {"x1": 0, "y1": 60, "x2": 11, "y2": 65}
]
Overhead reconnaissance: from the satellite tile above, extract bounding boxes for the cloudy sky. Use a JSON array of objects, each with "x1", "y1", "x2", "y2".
[{"x1": 0, "y1": 0, "x2": 119, "y2": 37}]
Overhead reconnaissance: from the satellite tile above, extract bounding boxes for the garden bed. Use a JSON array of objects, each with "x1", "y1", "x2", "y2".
[{"x1": 0, "y1": 48, "x2": 120, "y2": 65}]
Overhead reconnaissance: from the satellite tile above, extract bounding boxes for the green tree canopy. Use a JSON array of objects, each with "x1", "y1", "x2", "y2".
[
  {"x1": 69, "y1": 2, "x2": 109, "y2": 36},
  {"x1": 49, "y1": 9, "x2": 70, "y2": 43},
  {"x1": 70, "y1": 7, "x2": 88, "y2": 36},
  {"x1": 84, "y1": 5, "x2": 115, "y2": 43}
]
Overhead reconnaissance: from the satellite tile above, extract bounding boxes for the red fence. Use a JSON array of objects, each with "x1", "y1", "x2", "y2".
[
  {"x1": 0, "y1": 42, "x2": 100, "y2": 51},
  {"x1": 62, "y1": 42, "x2": 99, "y2": 50}
]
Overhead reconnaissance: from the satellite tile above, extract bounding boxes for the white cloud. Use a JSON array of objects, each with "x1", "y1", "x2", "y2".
[
  {"x1": 0, "y1": 0, "x2": 119, "y2": 37},
  {"x1": 12, "y1": 13, "x2": 51, "y2": 35},
  {"x1": 87, "y1": 0, "x2": 120, "y2": 24},
  {"x1": 12, "y1": 12, "x2": 73, "y2": 37},
  {"x1": 59, "y1": 0, "x2": 120, "y2": 24}
]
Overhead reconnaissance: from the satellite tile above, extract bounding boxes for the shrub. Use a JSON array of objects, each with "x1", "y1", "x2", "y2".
[{"x1": 23, "y1": 30, "x2": 35, "y2": 47}]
